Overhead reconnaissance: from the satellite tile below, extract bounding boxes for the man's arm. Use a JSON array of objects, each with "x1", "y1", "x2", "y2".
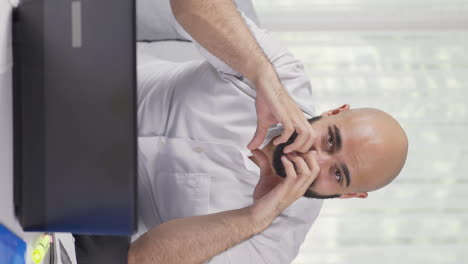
[
  {"x1": 128, "y1": 150, "x2": 319, "y2": 264},
  {"x1": 170, "y1": 0, "x2": 317, "y2": 154},
  {"x1": 128, "y1": 207, "x2": 261, "y2": 264},
  {"x1": 170, "y1": 0, "x2": 273, "y2": 85}
]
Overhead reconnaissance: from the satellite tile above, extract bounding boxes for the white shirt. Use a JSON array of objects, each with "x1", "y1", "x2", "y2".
[{"x1": 135, "y1": 12, "x2": 323, "y2": 264}]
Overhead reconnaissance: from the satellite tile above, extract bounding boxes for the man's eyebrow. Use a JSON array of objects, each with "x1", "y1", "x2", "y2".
[
  {"x1": 334, "y1": 125, "x2": 350, "y2": 187},
  {"x1": 333, "y1": 125, "x2": 342, "y2": 152},
  {"x1": 341, "y1": 163, "x2": 351, "y2": 187}
]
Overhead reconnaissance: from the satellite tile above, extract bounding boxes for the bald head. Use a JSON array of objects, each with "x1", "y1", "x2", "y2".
[{"x1": 336, "y1": 108, "x2": 408, "y2": 192}]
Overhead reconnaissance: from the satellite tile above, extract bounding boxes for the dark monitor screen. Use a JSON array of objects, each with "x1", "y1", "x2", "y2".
[{"x1": 13, "y1": 0, "x2": 137, "y2": 235}]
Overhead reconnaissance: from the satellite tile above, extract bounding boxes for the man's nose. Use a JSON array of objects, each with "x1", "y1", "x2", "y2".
[{"x1": 305, "y1": 150, "x2": 330, "y2": 166}]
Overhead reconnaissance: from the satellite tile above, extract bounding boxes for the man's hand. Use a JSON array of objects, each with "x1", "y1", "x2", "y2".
[
  {"x1": 248, "y1": 74, "x2": 317, "y2": 154},
  {"x1": 171, "y1": 0, "x2": 316, "y2": 155},
  {"x1": 250, "y1": 149, "x2": 319, "y2": 231}
]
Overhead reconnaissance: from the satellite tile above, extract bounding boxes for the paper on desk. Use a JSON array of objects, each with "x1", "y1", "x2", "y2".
[
  {"x1": 53, "y1": 234, "x2": 77, "y2": 264},
  {"x1": 0, "y1": 223, "x2": 26, "y2": 264}
]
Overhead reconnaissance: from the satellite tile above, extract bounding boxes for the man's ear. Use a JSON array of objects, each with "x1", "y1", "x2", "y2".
[
  {"x1": 321, "y1": 104, "x2": 350, "y2": 117},
  {"x1": 339, "y1": 192, "x2": 368, "y2": 199}
]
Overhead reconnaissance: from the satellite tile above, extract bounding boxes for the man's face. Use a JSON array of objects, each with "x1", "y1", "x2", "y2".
[
  {"x1": 271, "y1": 111, "x2": 397, "y2": 199},
  {"x1": 271, "y1": 116, "x2": 339, "y2": 198}
]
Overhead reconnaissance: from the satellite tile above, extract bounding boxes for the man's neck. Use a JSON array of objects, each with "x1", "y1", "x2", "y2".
[{"x1": 248, "y1": 138, "x2": 276, "y2": 169}]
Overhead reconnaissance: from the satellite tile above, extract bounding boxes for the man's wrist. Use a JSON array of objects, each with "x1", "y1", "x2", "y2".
[
  {"x1": 249, "y1": 62, "x2": 277, "y2": 88},
  {"x1": 246, "y1": 204, "x2": 277, "y2": 233},
  {"x1": 252, "y1": 68, "x2": 287, "y2": 101}
]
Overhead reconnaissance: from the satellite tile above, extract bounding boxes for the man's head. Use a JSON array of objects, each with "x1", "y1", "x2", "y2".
[{"x1": 269, "y1": 105, "x2": 408, "y2": 199}]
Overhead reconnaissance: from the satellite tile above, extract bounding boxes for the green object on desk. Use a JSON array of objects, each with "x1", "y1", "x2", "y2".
[{"x1": 32, "y1": 234, "x2": 52, "y2": 264}]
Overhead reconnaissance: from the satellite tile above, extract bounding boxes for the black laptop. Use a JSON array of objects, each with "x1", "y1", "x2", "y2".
[{"x1": 12, "y1": 0, "x2": 137, "y2": 235}]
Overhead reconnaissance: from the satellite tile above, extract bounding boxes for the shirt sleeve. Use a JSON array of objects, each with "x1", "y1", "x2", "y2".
[{"x1": 205, "y1": 199, "x2": 323, "y2": 264}]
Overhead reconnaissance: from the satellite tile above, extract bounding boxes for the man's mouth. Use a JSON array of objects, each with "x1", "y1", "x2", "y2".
[{"x1": 271, "y1": 131, "x2": 298, "y2": 178}]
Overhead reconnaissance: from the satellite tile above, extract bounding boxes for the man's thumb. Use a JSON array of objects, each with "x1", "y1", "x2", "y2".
[{"x1": 248, "y1": 123, "x2": 269, "y2": 150}]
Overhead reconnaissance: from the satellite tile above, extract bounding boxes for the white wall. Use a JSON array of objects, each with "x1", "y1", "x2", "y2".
[
  {"x1": 252, "y1": 0, "x2": 468, "y2": 263},
  {"x1": 254, "y1": 0, "x2": 468, "y2": 31},
  {"x1": 0, "y1": 0, "x2": 20, "y2": 235}
]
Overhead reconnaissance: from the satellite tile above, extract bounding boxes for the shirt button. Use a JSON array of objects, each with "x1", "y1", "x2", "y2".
[{"x1": 194, "y1": 147, "x2": 203, "y2": 153}]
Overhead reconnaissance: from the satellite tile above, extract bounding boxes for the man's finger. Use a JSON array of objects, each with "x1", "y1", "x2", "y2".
[
  {"x1": 281, "y1": 155, "x2": 297, "y2": 183},
  {"x1": 286, "y1": 154, "x2": 310, "y2": 177},
  {"x1": 283, "y1": 126, "x2": 309, "y2": 153},
  {"x1": 273, "y1": 121, "x2": 294, "y2": 145},
  {"x1": 248, "y1": 121, "x2": 270, "y2": 150},
  {"x1": 297, "y1": 126, "x2": 316, "y2": 153},
  {"x1": 284, "y1": 116, "x2": 315, "y2": 153}
]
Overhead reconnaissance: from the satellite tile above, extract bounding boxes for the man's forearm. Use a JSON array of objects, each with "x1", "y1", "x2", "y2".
[
  {"x1": 170, "y1": 0, "x2": 277, "y2": 85},
  {"x1": 128, "y1": 206, "x2": 266, "y2": 264}
]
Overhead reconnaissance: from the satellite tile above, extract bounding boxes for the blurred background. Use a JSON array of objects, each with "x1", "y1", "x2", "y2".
[{"x1": 251, "y1": 0, "x2": 468, "y2": 263}]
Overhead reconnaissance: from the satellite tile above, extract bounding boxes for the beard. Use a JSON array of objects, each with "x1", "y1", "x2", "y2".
[
  {"x1": 271, "y1": 115, "x2": 322, "y2": 179},
  {"x1": 272, "y1": 131, "x2": 298, "y2": 179}
]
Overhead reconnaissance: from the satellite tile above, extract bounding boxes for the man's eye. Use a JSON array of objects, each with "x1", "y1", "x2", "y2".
[
  {"x1": 334, "y1": 168, "x2": 342, "y2": 182},
  {"x1": 327, "y1": 135, "x2": 334, "y2": 150}
]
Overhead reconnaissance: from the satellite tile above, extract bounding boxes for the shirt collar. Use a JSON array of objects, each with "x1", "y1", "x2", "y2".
[{"x1": 240, "y1": 149, "x2": 260, "y2": 174}]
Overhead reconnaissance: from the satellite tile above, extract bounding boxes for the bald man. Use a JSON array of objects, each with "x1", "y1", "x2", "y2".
[
  {"x1": 128, "y1": 0, "x2": 408, "y2": 263},
  {"x1": 255, "y1": 107, "x2": 408, "y2": 200}
]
